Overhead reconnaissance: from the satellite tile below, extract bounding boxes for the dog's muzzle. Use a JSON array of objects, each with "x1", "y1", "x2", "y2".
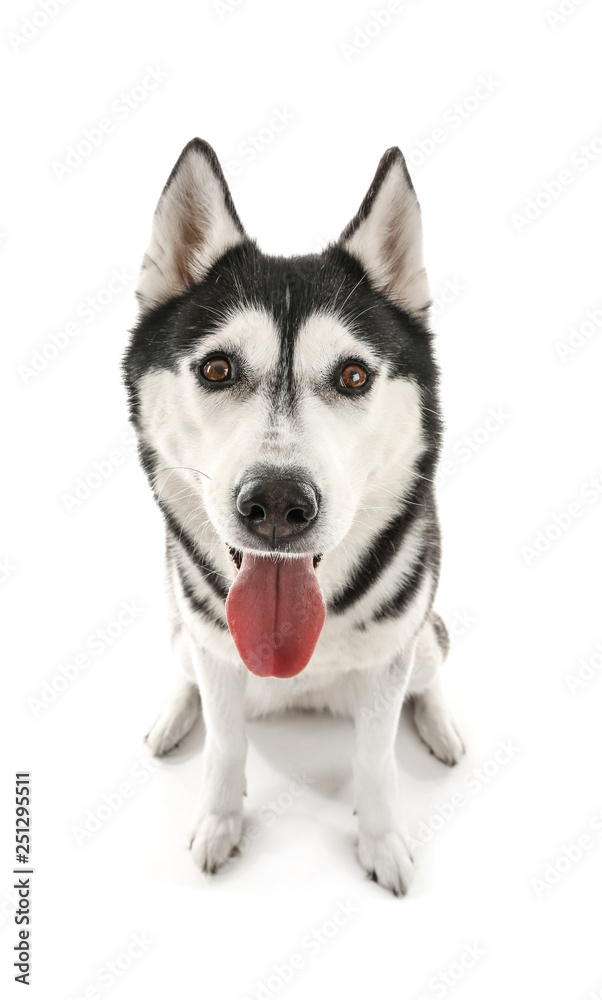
[
  {"x1": 235, "y1": 475, "x2": 319, "y2": 546},
  {"x1": 226, "y1": 468, "x2": 326, "y2": 678}
]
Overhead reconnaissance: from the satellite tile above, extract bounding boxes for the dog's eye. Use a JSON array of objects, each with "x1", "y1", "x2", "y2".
[
  {"x1": 339, "y1": 363, "x2": 368, "y2": 391},
  {"x1": 200, "y1": 356, "x2": 231, "y2": 383}
]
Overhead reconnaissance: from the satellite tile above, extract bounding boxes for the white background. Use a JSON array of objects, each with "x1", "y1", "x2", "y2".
[{"x1": 2, "y1": 0, "x2": 602, "y2": 997}]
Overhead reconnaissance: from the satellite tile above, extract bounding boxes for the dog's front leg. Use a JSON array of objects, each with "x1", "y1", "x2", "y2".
[
  {"x1": 189, "y1": 643, "x2": 247, "y2": 875},
  {"x1": 352, "y1": 646, "x2": 415, "y2": 895}
]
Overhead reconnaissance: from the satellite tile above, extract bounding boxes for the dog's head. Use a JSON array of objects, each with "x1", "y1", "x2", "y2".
[{"x1": 124, "y1": 139, "x2": 440, "y2": 677}]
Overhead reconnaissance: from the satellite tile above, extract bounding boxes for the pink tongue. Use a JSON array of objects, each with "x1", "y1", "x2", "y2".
[{"x1": 225, "y1": 554, "x2": 326, "y2": 678}]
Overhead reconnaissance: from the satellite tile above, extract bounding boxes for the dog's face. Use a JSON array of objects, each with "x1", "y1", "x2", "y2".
[
  {"x1": 124, "y1": 140, "x2": 440, "y2": 676},
  {"x1": 126, "y1": 141, "x2": 437, "y2": 558}
]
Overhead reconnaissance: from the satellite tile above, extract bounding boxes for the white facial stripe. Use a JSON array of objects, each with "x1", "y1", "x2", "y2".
[
  {"x1": 293, "y1": 312, "x2": 383, "y2": 380},
  {"x1": 185, "y1": 307, "x2": 386, "y2": 390},
  {"x1": 186, "y1": 307, "x2": 280, "y2": 374}
]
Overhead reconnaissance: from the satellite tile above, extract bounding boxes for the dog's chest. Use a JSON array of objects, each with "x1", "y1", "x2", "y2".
[{"x1": 207, "y1": 609, "x2": 412, "y2": 718}]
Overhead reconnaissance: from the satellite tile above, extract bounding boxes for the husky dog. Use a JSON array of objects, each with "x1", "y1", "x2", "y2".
[{"x1": 123, "y1": 139, "x2": 465, "y2": 895}]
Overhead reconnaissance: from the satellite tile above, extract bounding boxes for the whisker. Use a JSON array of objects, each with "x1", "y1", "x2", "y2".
[
  {"x1": 346, "y1": 305, "x2": 378, "y2": 324},
  {"x1": 327, "y1": 277, "x2": 348, "y2": 312},
  {"x1": 369, "y1": 485, "x2": 426, "y2": 509},
  {"x1": 374, "y1": 458, "x2": 437, "y2": 486},
  {"x1": 338, "y1": 274, "x2": 366, "y2": 312},
  {"x1": 156, "y1": 486, "x2": 199, "y2": 504},
  {"x1": 155, "y1": 465, "x2": 212, "y2": 481}
]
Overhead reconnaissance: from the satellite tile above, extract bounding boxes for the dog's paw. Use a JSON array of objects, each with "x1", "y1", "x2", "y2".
[
  {"x1": 413, "y1": 701, "x2": 466, "y2": 767},
  {"x1": 190, "y1": 812, "x2": 243, "y2": 875},
  {"x1": 358, "y1": 828, "x2": 415, "y2": 896},
  {"x1": 145, "y1": 688, "x2": 200, "y2": 757}
]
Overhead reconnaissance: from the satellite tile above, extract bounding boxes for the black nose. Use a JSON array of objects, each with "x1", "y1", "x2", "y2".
[{"x1": 236, "y1": 477, "x2": 319, "y2": 544}]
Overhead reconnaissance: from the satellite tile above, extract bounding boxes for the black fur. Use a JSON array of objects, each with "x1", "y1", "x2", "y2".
[
  {"x1": 176, "y1": 561, "x2": 228, "y2": 630},
  {"x1": 327, "y1": 457, "x2": 439, "y2": 615},
  {"x1": 339, "y1": 146, "x2": 418, "y2": 244},
  {"x1": 162, "y1": 504, "x2": 229, "y2": 602},
  {"x1": 372, "y1": 548, "x2": 429, "y2": 623},
  {"x1": 162, "y1": 139, "x2": 246, "y2": 238},
  {"x1": 124, "y1": 243, "x2": 440, "y2": 430}
]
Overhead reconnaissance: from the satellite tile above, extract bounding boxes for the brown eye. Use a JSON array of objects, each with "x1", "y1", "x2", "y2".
[
  {"x1": 339, "y1": 363, "x2": 368, "y2": 391},
  {"x1": 201, "y1": 357, "x2": 231, "y2": 383}
]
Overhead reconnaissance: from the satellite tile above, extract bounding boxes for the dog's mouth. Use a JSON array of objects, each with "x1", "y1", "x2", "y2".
[
  {"x1": 228, "y1": 547, "x2": 322, "y2": 571},
  {"x1": 225, "y1": 547, "x2": 326, "y2": 679}
]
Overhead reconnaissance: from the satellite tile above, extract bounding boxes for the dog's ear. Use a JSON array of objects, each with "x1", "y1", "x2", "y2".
[
  {"x1": 136, "y1": 139, "x2": 247, "y2": 313},
  {"x1": 339, "y1": 147, "x2": 430, "y2": 316}
]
